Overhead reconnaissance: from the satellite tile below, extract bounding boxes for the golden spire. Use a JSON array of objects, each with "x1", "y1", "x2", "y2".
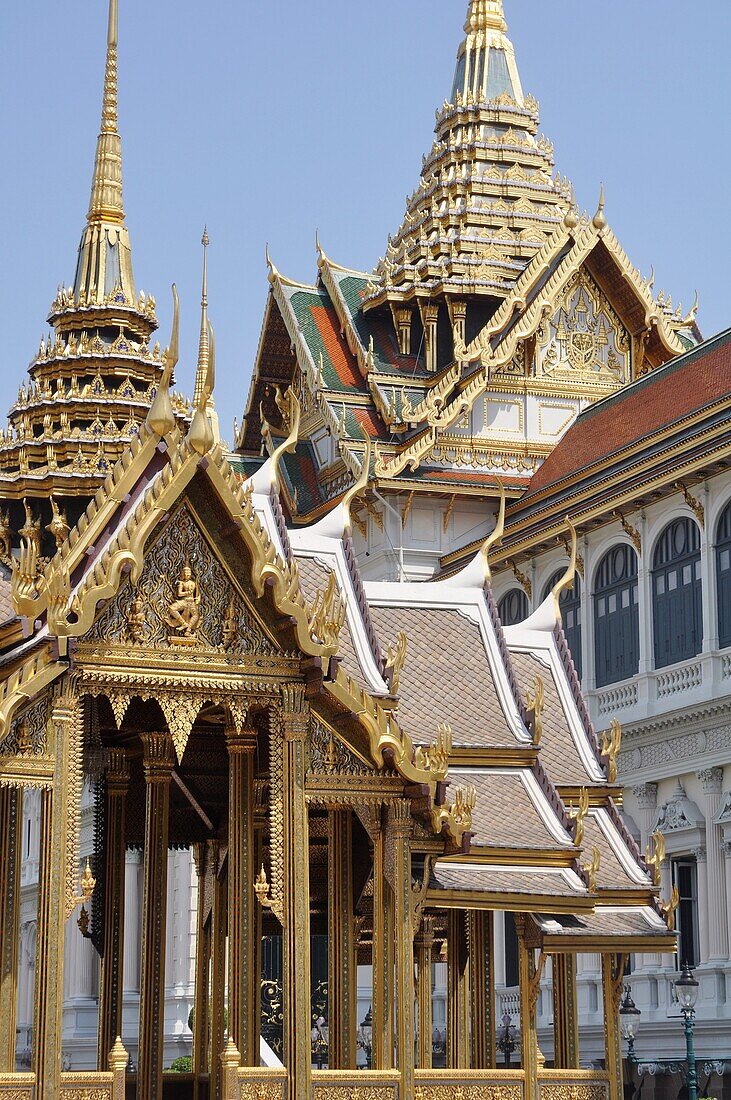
[
  {"x1": 87, "y1": 0, "x2": 124, "y2": 225},
  {"x1": 193, "y1": 229, "x2": 210, "y2": 410},
  {"x1": 465, "y1": 0, "x2": 507, "y2": 33}
]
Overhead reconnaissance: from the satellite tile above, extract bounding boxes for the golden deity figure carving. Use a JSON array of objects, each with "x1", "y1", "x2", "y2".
[
  {"x1": 222, "y1": 596, "x2": 238, "y2": 650},
  {"x1": 165, "y1": 559, "x2": 202, "y2": 645},
  {"x1": 126, "y1": 591, "x2": 146, "y2": 644}
]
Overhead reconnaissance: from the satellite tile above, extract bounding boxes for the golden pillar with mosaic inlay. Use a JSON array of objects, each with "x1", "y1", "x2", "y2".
[
  {"x1": 328, "y1": 807, "x2": 356, "y2": 1068},
  {"x1": 227, "y1": 721, "x2": 258, "y2": 1066},
  {"x1": 415, "y1": 914, "x2": 436, "y2": 1069},
  {"x1": 211, "y1": 845, "x2": 227, "y2": 1100},
  {"x1": 448, "y1": 909, "x2": 470, "y2": 1069},
  {"x1": 137, "y1": 731, "x2": 175, "y2": 1100},
  {"x1": 602, "y1": 953, "x2": 627, "y2": 1100},
  {"x1": 516, "y1": 914, "x2": 541, "y2": 1100},
  {"x1": 34, "y1": 692, "x2": 83, "y2": 1100},
  {"x1": 98, "y1": 748, "x2": 130, "y2": 1070},
  {"x1": 0, "y1": 785, "x2": 22, "y2": 1070},
  {"x1": 553, "y1": 953, "x2": 580, "y2": 1070},
  {"x1": 391, "y1": 798, "x2": 415, "y2": 1096},
  {"x1": 192, "y1": 842, "x2": 213, "y2": 1100},
  {"x1": 469, "y1": 909, "x2": 495, "y2": 1069},
  {"x1": 281, "y1": 685, "x2": 312, "y2": 1100},
  {"x1": 371, "y1": 807, "x2": 394, "y2": 1071}
]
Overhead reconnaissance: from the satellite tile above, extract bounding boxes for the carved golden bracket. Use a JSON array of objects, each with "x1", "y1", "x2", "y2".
[
  {"x1": 430, "y1": 784, "x2": 476, "y2": 848},
  {"x1": 529, "y1": 949, "x2": 548, "y2": 1014},
  {"x1": 676, "y1": 481, "x2": 705, "y2": 527},
  {"x1": 614, "y1": 511, "x2": 642, "y2": 554},
  {"x1": 442, "y1": 494, "x2": 457, "y2": 534},
  {"x1": 401, "y1": 490, "x2": 415, "y2": 527},
  {"x1": 508, "y1": 559, "x2": 532, "y2": 599}
]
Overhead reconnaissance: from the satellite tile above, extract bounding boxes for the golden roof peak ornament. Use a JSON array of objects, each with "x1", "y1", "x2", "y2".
[
  {"x1": 481, "y1": 478, "x2": 506, "y2": 583},
  {"x1": 87, "y1": 0, "x2": 124, "y2": 226},
  {"x1": 147, "y1": 285, "x2": 179, "y2": 437},
  {"x1": 189, "y1": 320, "x2": 216, "y2": 456},
  {"x1": 466, "y1": 0, "x2": 508, "y2": 34}
]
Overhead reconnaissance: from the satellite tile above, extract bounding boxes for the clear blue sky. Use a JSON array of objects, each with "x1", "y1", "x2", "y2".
[{"x1": 1, "y1": 1, "x2": 728, "y2": 446}]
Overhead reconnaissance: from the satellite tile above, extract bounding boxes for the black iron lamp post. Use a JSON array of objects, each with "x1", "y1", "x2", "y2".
[
  {"x1": 496, "y1": 1011, "x2": 519, "y2": 1068},
  {"x1": 675, "y1": 962, "x2": 699, "y2": 1100},
  {"x1": 357, "y1": 1006, "x2": 373, "y2": 1069},
  {"x1": 619, "y1": 985, "x2": 641, "y2": 1064}
]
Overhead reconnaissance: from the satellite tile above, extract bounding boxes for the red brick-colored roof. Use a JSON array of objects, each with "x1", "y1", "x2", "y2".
[{"x1": 523, "y1": 328, "x2": 731, "y2": 501}]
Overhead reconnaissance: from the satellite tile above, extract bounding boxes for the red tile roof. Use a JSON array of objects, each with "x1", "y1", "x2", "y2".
[{"x1": 523, "y1": 328, "x2": 731, "y2": 500}]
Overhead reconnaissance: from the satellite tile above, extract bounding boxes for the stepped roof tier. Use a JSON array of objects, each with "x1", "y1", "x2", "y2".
[
  {"x1": 0, "y1": 0, "x2": 190, "y2": 522},
  {"x1": 237, "y1": 1, "x2": 700, "y2": 537},
  {"x1": 0, "y1": 370, "x2": 676, "y2": 953}
]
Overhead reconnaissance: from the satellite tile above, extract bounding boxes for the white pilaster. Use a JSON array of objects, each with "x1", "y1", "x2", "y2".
[{"x1": 697, "y1": 768, "x2": 727, "y2": 960}]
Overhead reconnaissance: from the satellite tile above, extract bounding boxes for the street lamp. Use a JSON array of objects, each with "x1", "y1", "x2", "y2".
[
  {"x1": 675, "y1": 963, "x2": 699, "y2": 1100},
  {"x1": 619, "y1": 985, "x2": 641, "y2": 1064},
  {"x1": 496, "y1": 1011, "x2": 518, "y2": 1068},
  {"x1": 357, "y1": 1006, "x2": 373, "y2": 1069}
]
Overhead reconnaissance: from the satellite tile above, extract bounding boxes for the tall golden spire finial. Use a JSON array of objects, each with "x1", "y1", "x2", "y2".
[
  {"x1": 193, "y1": 228, "x2": 210, "y2": 409},
  {"x1": 465, "y1": 0, "x2": 507, "y2": 34},
  {"x1": 87, "y1": 0, "x2": 124, "y2": 225}
]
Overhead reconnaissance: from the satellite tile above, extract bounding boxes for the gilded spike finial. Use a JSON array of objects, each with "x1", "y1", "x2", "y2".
[
  {"x1": 592, "y1": 183, "x2": 607, "y2": 232},
  {"x1": 87, "y1": 0, "x2": 124, "y2": 225},
  {"x1": 552, "y1": 516, "x2": 578, "y2": 620},
  {"x1": 193, "y1": 228, "x2": 210, "y2": 410}
]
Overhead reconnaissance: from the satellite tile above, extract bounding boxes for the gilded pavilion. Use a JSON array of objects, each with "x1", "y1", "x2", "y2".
[{"x1": 0, "y1": 1, "x2": 689, "y2": 1099}]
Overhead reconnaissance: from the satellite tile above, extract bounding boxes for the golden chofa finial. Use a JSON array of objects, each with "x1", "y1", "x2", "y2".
[
  {"x1": 147, "y1": 285, "x2": 179, "y2": 437},
  {"x1": 592, "y1": 183, "x2": 607, "y2": 233},
  {"x1": 466, "y1": 0, "x2": 507, "y2": 33},
  {"x1": 87, "y1": 0, "x2": 124, "y2": 225},
  {"x1": 552, "y1": 516, "x2": 578, "y2": 620},
  {"x1": 481, "y1": 478, "x2": 506, "y2": 584}
]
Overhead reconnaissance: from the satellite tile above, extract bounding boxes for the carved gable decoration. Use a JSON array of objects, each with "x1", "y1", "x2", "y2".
[
  {"x1": 309, "y1": 718, "x2": 372, "y2": 777},
  {"x1": 536, "y1": 268, "x2": 630, "y2": 386},
  {"x1": 86, "y1": 501, "x2": 279, "y2": 656}
]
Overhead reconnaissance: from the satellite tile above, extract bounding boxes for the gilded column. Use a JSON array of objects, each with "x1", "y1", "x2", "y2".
[
  {"x1": 328, "y1": 808, "x2": 356, "y2": 1068},
  {"x1": 98, "y1": 748, "x2": 130, "y2": 1070},
  {"x1": 281, "y1": 685, "x2": 312, "y2": 1100},
  {"x1": 227, "y1": 723, "x2": 258, "y2": 1065},
  {"x1": 601, "y1": 954, "x2": 625, "y2": 1100},
  {"x1": 0, "y1": 786, "x2": 23, "y2": 1070},
  {"x1": 415, "y1": 915, "x2": 435, "y2": 1069},
  {"x1": 192, "y1": 842, "x2": 213, "y2": 1100},
  {"x1": 421, "y1": 303, "x2": 440, "y2": 373},
  {"x1": 516, "y1": 915, "x2": 540, "y2": 1100},
  {"x1": 137, "y1": 731, "x2": 175, "y2": 1100},
  {"x1": 468, "y1": 910, "x2": 494, "y2": 1070},
  {"x1": 34, "y1": 692, "x2": 84, "y2": 1100},
  {"x1": 371, "y1": 809, "x2": 394, "y2": 1070},
  {"x1": 552, "y1": 954, "x2": 579, "y2": 1069},
  {"x1": 447, "y1": 909, "x2": 470, "y2": 1069},
  {"x1": 391, "y1": 799, "x2": 415, "y2": 1097},
  {"x1": 210, "y1": 849, "x2": 227, "y2": 1100}
]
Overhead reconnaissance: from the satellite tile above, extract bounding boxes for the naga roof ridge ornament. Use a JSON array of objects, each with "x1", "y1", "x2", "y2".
[{"x1": 302, "y1": 433, "x2": 372, "y2": 540}]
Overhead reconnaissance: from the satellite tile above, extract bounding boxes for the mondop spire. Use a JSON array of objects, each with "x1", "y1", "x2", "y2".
[{"x1": 73, "y1": 0, "x2": 137, "y2": 309}]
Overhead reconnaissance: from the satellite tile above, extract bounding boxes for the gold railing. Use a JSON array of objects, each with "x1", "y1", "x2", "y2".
[
  {"x1": 414, "y1": 1068, "x2": 526, "y2": 1099},
  {"x1": 312, "y1": 1070, "x2": 400, "y2": 1097},
  {"x1": 230, "y1": 1066, "x2": 288, "y2": 1100},
  {"x1": 538, "y1": 1070, "x2": 611, "y2": 1100},
  {"x1": 60, "y1": 1071, "x2": 114, "y2": 1099},
  {"x1": 0, "y1": 1073, "x2": 35, "y2": 1100}
]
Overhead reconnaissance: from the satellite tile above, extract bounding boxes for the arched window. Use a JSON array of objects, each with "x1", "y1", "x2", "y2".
[
  {"x1": 652, "y1": 518, "x2": 702, "y2": 668},
  {"x1": 544, "y1": 571, "x2": 582, "y2": 679},
  {"x1": 594, "y1": 546, "x2": 639, "y2": 688},
  {"x1": 717, "y1": 501, "x2": 731, "y2": 649},
  {"x1": 498, "y1": 588, "x2": 529, "y2": 627}
]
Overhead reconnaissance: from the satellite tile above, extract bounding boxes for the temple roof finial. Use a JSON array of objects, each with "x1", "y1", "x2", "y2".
[
  {"x1": 466, "y1": 0, "x2": 508, "y2": 34},
  {"x1": 193, "y1": 228, "x2": 210, "y2": 409},
  {"x1": 87, "y1": 0, "x2": 124, "y2": 225}
]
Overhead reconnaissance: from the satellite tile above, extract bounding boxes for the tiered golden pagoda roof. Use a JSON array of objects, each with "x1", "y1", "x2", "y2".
[
  {"x1": 364, "y1": 0, "x2": 573, "y2": 313},
  {"x1": 0, "y1": 0, "x2": 188, "y2": 504}
]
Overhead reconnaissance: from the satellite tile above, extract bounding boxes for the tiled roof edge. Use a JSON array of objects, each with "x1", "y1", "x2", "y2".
[{"x1": 343, "y1": 530, "x2": 386, "y2": 677}]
